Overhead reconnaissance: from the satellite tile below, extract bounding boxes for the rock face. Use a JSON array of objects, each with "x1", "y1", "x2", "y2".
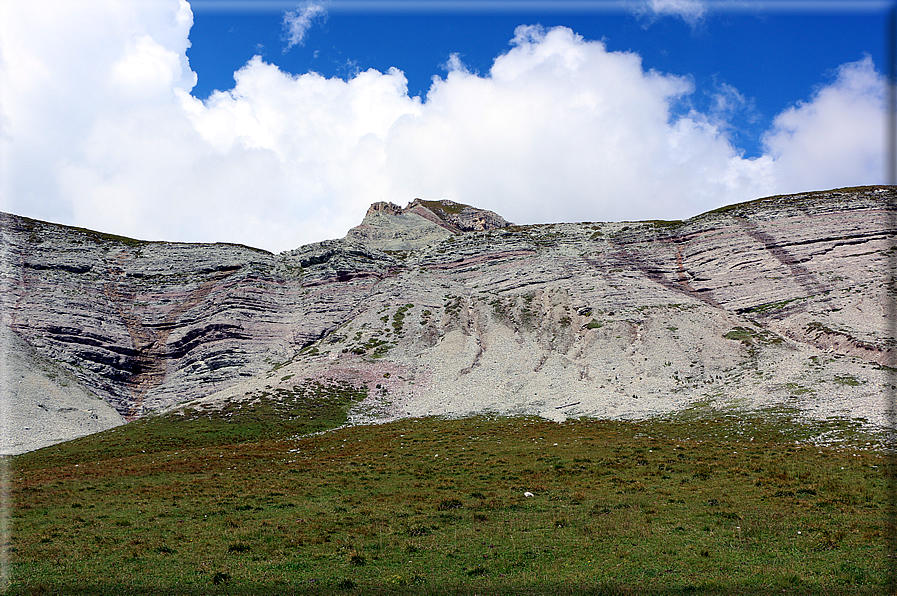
[{"x1": 2, "y1": 188, "x2": 895, "y2": 454}]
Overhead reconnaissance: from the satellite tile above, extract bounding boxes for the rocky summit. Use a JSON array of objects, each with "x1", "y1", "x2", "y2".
[{"x1": 2, "y1": 189, "x2": 895, "y2": 454}]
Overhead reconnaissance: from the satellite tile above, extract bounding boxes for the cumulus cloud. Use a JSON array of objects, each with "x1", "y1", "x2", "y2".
[
  {"x1": 0, "y1": 0, "x2": 196, "y2": 225},
  {"x1": 282, "y1": 1, "x2": 327, "y2": 51},
  {"x1": 762, "y1": 56, "x2": 885, "y2": 194},
  {"x1": 381, "y1": 24, "x2": 768, "y2": 225},
  {"x1": 0, "y1": 1, "x2": 886, "y2": 253},
  {"x1": 443, "y1": 52, "x2": 471, "y2": 75}
]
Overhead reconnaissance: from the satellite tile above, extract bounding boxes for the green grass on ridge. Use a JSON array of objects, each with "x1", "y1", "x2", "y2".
[{"x1": 9, "y1": 408, "x2": 893, "y2": 595}]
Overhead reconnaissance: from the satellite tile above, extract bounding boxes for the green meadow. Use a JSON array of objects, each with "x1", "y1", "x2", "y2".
[{"x1": 8, "y1": 387, "x2": 894, "y2": 595}]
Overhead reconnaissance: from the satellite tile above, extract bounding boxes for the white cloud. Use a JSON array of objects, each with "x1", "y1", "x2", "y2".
[
  {"x1": 0, "y1": 2, "x2": 887, "y2": 253},
  {"x1": 443, "y1": 52, "x2": 470, "y2": 74},
  {"x1": 0, "y1": 0, "x2": 196, "y2": 225},
  {"x1": 709, "y1": 82, "x2": 755, "y2": 122},
  {"x1": 762, "y1": 56, "x2": 885, "y2": 193},
  {"x1": 112, "y1": 34, "x2": 193, "y2": 99},
  {"x1": 632, "y1": 0, "x2": 707, "y2": 27},
  {"x1": 282, "y1": 2, "x2": 327, "y2": 51},
  {"x1": 375, "y1": 24, "x2": 776, "y2": 226}
]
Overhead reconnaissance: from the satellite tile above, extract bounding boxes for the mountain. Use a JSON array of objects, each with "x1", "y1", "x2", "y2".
[{"x1": 3, "y1": 187, "x2": 894, "y2": 455}]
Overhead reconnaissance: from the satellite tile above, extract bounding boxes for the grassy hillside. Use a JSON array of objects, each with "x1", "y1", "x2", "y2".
[{"x1": 9, "y1": 401, "x2": 893, "y2": 595}]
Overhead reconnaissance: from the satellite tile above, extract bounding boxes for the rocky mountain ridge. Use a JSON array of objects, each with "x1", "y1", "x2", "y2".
[{"x1": 3, "y1": 186, "x2": 895, "y2": 454}]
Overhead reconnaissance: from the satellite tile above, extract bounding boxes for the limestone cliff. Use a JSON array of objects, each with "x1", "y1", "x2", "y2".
[{"x1": 3, "y1": 187, "x2": 895, "y2": 454}]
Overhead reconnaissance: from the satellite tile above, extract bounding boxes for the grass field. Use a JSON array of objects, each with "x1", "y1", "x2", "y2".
[{"x1": 7, "y1": 391, "x2": 895, "y2": 595}]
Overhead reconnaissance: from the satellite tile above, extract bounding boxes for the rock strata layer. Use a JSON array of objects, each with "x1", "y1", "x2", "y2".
[{"x1": 3, "y1": 187, "x2": 895, "y2": 454}]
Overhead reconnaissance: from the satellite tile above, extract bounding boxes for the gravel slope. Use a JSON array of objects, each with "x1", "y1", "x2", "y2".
[{"x1": 1, "y1": 328, "x2": 124, "y2": 455}]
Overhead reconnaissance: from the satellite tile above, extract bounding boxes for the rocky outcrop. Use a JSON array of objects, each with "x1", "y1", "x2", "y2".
[
  {"x1": 3, "y1": 186, "x2": 895, "y2": 454},
  {"x1": 346, "y1": 198, "x2": 511, "y2": 250},
  {"x1": 406, "y1": 198, "x2": 512, "y2": 232}
]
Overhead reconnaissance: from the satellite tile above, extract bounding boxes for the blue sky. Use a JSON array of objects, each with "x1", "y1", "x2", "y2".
[{"x1": 0, "y1": 0, "x2": 891, "y2": 252}]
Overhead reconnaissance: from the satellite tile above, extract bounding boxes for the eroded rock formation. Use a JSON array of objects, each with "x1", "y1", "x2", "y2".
[{"x1": 3, "y1": 188, "x2": 895, "y2": 454}]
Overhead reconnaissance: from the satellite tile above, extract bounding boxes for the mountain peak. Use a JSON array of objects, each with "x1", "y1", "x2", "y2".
[
  {"x1": 364, "y1": 201, "x2": 404, "y2": 217},
  {"x1": 406, "y1": 198, "x2": 512, "y2": 232},
  {"x1": 349, "y1": 198, "x2": 512, "y2": 250}
]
